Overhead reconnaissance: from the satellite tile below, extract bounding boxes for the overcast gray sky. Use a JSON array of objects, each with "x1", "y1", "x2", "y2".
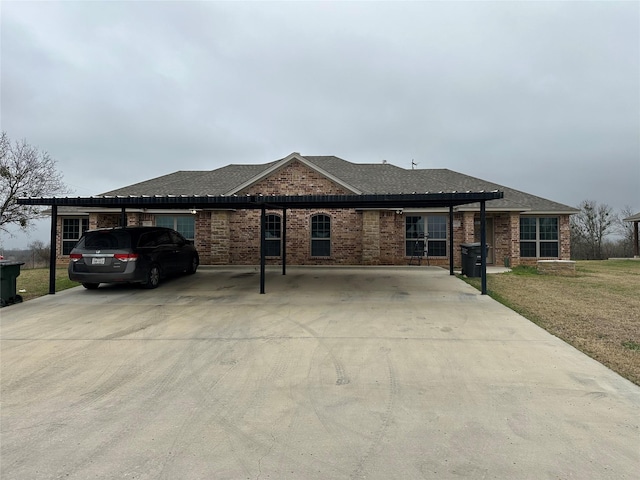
[{"x1": 1, "y1": 0, "x2": 639, "y2": 249}]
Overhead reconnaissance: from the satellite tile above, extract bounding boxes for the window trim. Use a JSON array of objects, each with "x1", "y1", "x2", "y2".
[
  {"x1": 310, "y1": 213, "x2": 331, "y2": 257},
  {"x1": 520, "y1": 216, "x2": 559, "y2": 258},
  {"x1": 405, "y1": 215, "x2": 448, "y2": 257},
  {"x1": 155, "y1": 215, "x2": 195, "y2": 241},
  {"x1": 264, "y1": 213, "x2": 282, "y2": 257},
  {"x1": 62, "y1": 217, "x2": 89, "y2": 255}
]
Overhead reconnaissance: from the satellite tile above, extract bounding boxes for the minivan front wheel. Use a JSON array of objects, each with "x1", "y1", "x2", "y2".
[
  {"x1": 143, "y1": 264, "x2": 161, "y2": 289},
  {"x1": 83, "y1": 283, "x2": 100, "y2": 290}
]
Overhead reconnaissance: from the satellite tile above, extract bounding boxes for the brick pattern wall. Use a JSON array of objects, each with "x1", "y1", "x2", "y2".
[
  {"x1": 240, "y1": 160, "x2": 352, "y2": 196},
  {"x1": 196, "y1": 211, "x2": 213, "y2": 264},
  {"x1": 491, "y1": 213, "x2": 521, "y2": 268},
  {"x1": 54, "y1": 216, "x2": 63, "y2": 264},
  {"x1": 508, "y1": 213, "x2": 521, "y2": 266},
  {"x1": 560, "y1": 215, "x2": 571, "y2": 260},
  {"x1": 537, "y1": 260, "x2": 576, "y2": 275},
  {"x1": 362, "y1": 211, "x2": 380, "y2": 264},
  {"x1": 379, "y1": 211, "x2": 405, "y2": 264}
]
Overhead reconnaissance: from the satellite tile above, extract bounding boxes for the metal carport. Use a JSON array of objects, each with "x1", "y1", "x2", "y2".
[{"x1": 18, "y1": 191, "x2": 503, "y2": 294}]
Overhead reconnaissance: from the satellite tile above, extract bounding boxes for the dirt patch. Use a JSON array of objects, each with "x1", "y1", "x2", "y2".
[{"x1": 466, "y1": 260, "x2": 640, "y2": 385}]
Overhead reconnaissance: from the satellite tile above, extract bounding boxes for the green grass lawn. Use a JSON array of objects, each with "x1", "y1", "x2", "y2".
[{"x1": 14, "y1": 267, "x2": 80, "y2": 303}]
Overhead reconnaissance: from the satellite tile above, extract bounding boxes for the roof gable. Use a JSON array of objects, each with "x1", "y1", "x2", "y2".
[{"x1": 226, "y1": 153, "x2": 362, "y2": 195}]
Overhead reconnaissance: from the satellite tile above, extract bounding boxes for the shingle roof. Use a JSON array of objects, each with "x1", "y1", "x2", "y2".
[{"x1": 100, "y1": 154, "x2": 576, "y2": 213}]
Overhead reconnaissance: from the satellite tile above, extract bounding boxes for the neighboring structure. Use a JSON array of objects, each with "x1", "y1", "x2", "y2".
[
  {"x1": 623, "y1": 212, "x2": 640, "y2": 257},
  {"x1": 54, "y1": 153, "x2": 578, "y2": 268}
]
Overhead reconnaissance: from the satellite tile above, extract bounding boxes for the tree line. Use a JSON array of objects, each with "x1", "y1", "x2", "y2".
[{"x1": 570, "y1": 200, "x2": 637, "y2": 260}]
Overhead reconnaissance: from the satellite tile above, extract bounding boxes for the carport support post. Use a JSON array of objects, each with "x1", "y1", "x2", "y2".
[
  {"x1": 449, "y1": 206, "x2": 454, "y2": 275},
  {"x1": 260, "y1": 205, "x2": 266, "y2": 294},
  {"x1": 480, "y1": 200, "x2": 487, "y2": 295},
  {"x1": 282, "y1": 208, "x2": 287, "y2": 276},
  {"x1": 49, "y1": 205, "x2": 58, "y2": 295}
]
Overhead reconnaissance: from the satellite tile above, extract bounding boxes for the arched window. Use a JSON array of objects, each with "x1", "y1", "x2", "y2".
[
  {"x1": 264, "y1": 214, "x2": 282, "y2": 257},
  {"x1": 311, "y1": 214, "x2": 331, "y2": 257}
]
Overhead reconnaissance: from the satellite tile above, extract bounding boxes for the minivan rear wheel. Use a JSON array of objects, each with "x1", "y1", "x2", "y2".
[
  {"x1": 186, "y1": 255, "x2": 199, "y2": 274},
  {"x1": 83, "y1": 283, "x2": 100, "y2": 290},
  {"x1": 143, "y1": 264, "x2": 161, "y2": 289}
]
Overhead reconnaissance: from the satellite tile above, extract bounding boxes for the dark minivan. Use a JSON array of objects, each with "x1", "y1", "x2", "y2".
[{"x1": 68, "y1": 227, "x2": 199, "y2": 289}]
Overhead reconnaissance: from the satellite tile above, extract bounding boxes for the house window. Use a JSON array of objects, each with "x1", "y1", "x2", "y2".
[
  {"x1": 156, "y1": 216, "x2": 195, "y2": 240},
  {"x1": 62, "y1": 218, "x2": 89, "y2": 255},
  {"x1": 405, "y1": 216, "x2": 447, "y2": 257},
  {"x1": 520, "y1": 217, "x2": 559, "y2": 257},
  {"x1": 264, "y1": 214, "x2": 282, "y2": 257},
  {"x1": 311, "y1": 214, "x2": 331, "y2": 257}
]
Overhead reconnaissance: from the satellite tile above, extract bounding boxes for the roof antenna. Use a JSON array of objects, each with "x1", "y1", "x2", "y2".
[{"x1": 411, "y1": 159, "x2": 418, "y2": 170}]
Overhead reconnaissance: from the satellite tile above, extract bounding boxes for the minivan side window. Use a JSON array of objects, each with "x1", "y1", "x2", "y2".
[
  {"x1": 155, "y1": 232, "x2": 173, "y2": 246},
  {"x1": 169, "y1": 231, "x2": 186, "y2": 245},
  {"x1": 138, "y1": 232, "x2": 158, "y2": 248}
]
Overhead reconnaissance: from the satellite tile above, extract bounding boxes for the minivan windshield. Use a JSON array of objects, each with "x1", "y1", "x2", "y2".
[{"x1": 81, "y1": 230, "x2": 132, "y2": 250}]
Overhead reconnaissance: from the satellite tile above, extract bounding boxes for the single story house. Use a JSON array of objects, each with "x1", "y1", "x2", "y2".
[{"x1": 53, "y1": 153, "x2": 578, "y2": 268}]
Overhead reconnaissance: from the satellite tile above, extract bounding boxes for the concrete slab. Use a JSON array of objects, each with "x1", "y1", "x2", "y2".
[{"x1": 1, "y1": 266, "x2": 638, "y2": 479}]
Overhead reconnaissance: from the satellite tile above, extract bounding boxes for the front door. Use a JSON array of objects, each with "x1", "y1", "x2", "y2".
[{"x1": 474, "y1": 217, "x2": 494, "y2": 264}]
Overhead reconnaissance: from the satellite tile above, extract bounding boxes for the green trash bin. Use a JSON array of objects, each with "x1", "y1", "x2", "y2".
[{"x1": 0, "y1": 261, "x2": 25, "y2": 307}]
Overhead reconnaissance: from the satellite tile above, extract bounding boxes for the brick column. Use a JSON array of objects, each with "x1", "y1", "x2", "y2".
[
  {"x1": 126, "y1": 212, "x2": 140, "y2": 226},
  {"x1": 559, "y1": 215, "x2": 571, "y2": 260},
  {"x1": 509, "y1": 212, "x2": 520, "y2": 266},
  {"x1": 210, "y1": 211, "x2": 231, "y2": 264},
  {"x1": 195, "y1": 212, "x2": 212, "y2": 264},
  {"x1": 462, "y1": 211, "x2": 475, "y2": 243},
  {"x1": 362, "y1": 210, "x2": 380, "y2": 265}
]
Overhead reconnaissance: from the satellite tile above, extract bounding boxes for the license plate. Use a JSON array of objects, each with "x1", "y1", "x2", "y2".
[{"x1": 92, "y1": 257, "x2": 105, "y2": 265}]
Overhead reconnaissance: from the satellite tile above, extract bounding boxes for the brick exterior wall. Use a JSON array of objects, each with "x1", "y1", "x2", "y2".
[
  {"x1": 53, "y1": 159, "x2": 572, "y2": 267},
  {"x1": 560, "y1": 215, "x2": 571, "y2": 260},
  {"x1": 196, "y1": 211, "x2": 214, "y2": 265},
  {"x1": 362, "y1": 210, "x2": 380, "y2": 265},
  {"x1": 379, "y1": 211, "x2": 405, "y2": 264}
]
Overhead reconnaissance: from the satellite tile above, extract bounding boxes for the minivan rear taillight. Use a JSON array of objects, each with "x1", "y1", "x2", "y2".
[
  {"x1": 113, "y1": 253, "x2": 139, "y2": 262},
  {"x1": 69, "y1": 253, "x2": 83, "y2": 262}
]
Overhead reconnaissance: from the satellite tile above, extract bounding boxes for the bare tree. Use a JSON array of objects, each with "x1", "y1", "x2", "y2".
[
  {"x1": 28, "y1": 240, "x2": 51, "y2": 267},
  {"x1": 614, "y1": 206, "x2": 637, "y2": 257},
  {"x1": 570, "y1": 200, "x2": 616, "y2": 259},
  {"x1": 0, "y1": 132, "x2": 69, "y2": 233}
]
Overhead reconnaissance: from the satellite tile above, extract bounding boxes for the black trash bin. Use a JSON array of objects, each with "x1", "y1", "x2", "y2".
[
  {"x1": 0, "y1": 261, "x2": 25, "y2": 307},
  {"x1": 460, "y1": 243, "x2": 483, "y2": 278}
]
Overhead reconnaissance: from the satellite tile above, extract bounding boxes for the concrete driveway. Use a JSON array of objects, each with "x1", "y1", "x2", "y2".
[{"x1": 1, "y1": 266, "x2": 638, "y2": 479}]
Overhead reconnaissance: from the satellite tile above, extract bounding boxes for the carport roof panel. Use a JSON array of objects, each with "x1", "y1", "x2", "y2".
[{"x1": 19, "y1": 191, "x2": 503, "y2": 209}]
